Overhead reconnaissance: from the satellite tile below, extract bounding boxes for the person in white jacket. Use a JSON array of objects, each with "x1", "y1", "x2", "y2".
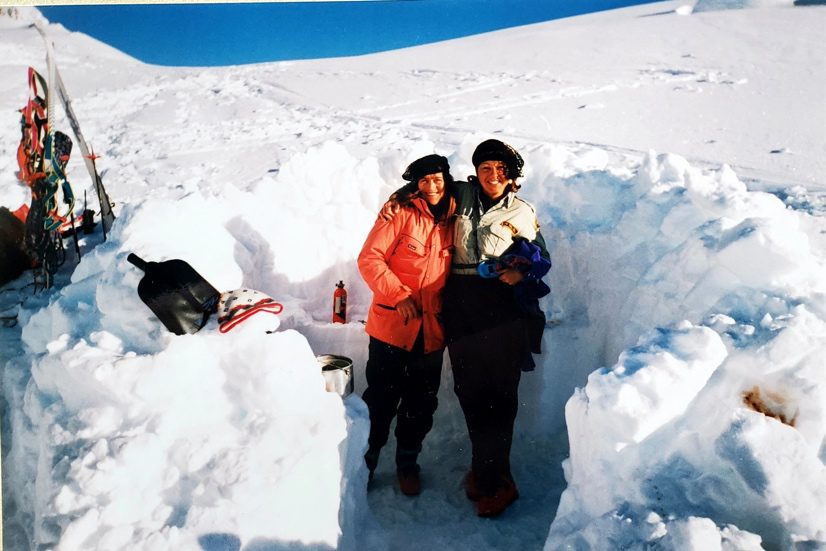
[{"x1": 443, "y1": 139, "x2": 549, "y2": 517}]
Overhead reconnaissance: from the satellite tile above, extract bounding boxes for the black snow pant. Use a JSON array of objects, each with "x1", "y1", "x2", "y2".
[
  {"x1": 443, "y1": 275, "x2": 528, "y2": 496},
  {"x1": 361, "y1": 331, "x2": 443, "y2": 474}
]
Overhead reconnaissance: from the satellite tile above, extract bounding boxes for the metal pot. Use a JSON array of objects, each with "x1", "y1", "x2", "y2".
[{"x1": 316, "y1": 354, "x2": 354, "y2": 397}]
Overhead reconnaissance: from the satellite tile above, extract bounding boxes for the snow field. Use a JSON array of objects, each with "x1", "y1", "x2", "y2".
[{"x1": 1, "y1": 3, "x2": 824, "y2": 550}]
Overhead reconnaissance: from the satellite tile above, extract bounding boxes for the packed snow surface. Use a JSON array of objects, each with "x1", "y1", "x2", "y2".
[{"x1": 0, "y1": 2, "x2": 824, "y2": 550}]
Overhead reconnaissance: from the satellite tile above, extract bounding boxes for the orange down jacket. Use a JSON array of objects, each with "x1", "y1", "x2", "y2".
[{"x1": 358, "y1": 195, "x2": 455, "y2": 354}]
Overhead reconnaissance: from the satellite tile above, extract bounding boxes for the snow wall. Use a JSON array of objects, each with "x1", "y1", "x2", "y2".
[{"x1": 2, "y1": 137, "x2": 825, "y2": 550}]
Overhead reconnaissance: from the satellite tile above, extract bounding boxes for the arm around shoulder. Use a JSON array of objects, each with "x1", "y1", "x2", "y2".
[{"x1": 379, "y1": 182, "x2": 419, "y2": 221}]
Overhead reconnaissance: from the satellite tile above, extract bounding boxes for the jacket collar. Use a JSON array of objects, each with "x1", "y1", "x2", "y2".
[
  {"x1": 410, "y1": 194, "x2": 456, "y2": 221},
  {"x1": 474, "y1": 186, "x2": 515, "y2": 211}
]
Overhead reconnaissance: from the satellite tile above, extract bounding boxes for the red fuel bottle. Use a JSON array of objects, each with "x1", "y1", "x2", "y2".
[{"x1": 332, "y1": 281, "x2": 347, "y2": 323}]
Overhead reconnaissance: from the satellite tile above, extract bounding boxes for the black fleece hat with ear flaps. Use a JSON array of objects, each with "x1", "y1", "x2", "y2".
[
  {"x1": 402, "y1": 154, "x2": 451, "y2": 182},
  {"x1": 471, "y1": 139, "x2": 524, "y2": 179}
]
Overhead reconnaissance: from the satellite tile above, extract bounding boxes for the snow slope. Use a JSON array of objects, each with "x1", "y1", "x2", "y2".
[{"x1": 1, "y1": 2, "x2": 824, "y2": 550}]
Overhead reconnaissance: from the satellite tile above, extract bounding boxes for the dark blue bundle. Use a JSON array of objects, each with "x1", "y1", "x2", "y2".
[{"x1": 476, "y1": 237, "x2": 551, "y2": 363}]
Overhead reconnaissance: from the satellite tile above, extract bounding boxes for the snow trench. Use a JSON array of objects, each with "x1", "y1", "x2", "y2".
[{"x1": 2, "y1": 140, "x2": 825, "y2": 550}]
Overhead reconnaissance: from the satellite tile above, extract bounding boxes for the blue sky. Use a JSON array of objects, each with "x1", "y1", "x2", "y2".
[{"x1": 39, "y1": 1, "x2": 656, "y2": 67}]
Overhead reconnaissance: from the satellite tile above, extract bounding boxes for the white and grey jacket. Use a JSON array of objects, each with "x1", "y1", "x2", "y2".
[{"x1": 450, "y1": 179, "x2": 549, "y2": 276}]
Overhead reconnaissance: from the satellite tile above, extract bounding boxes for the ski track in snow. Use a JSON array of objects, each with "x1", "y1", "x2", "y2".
[{"x1": 352, "y1": 65, "x2": 745, "y2": 123}]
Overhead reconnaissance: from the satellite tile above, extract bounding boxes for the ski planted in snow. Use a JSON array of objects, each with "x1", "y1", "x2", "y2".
[
  {"x1": 34, "y1": 22, "x2": 115, "y2": 238},
  {"x1": 17, "y1": 67, "x2": 78, "y2": 289},
  {"x1": 12, "y1": 23, "x2": 118, "y2": 288}
]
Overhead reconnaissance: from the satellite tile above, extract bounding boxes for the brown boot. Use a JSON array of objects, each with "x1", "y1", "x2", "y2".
[
  {"x1": 398, "y1": 469, "x2": 421, "y2": 496},
  {"x1": 464, "y1": 470, "x2": 482, "y2": 502},
  {"x1": 476, "y1": 479, "x2": 519, "y2": 517}
]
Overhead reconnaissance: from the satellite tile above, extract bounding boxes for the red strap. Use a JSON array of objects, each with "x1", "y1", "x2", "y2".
[
  {"x1": 12, "y1": 204, "x2": 29, "y2": 224},
  {"x1": 218, "y1": 298, "x2": 284, "y2": 333}
]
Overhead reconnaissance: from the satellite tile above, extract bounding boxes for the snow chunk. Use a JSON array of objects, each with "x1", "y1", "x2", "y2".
[{"x1": 571, "y1": 322, "x2": 727, "y2": 451}]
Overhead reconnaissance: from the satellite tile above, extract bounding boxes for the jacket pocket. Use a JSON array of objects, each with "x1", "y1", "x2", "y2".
[
  {"x1": 479, "y1": 222, "x2": 516, "y2": 258},
  {"x1": 390, "y1": 233, "x2": 428, "y2": 280},
  {"x1": 369, "y1": 301, "x2": 401, "y2": 331},
  {"x1": 394, "y1": 233, "x2": 427, "y2": 258}
]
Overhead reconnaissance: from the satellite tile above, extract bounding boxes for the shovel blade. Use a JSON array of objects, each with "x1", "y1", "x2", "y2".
[{"x1": 130, "y1": 255, "x2": 219, "y2": 335}]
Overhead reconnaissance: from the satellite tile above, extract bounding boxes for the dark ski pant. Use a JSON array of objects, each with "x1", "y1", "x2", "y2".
[
  {"x1": 444, "y1": 275, "x2": 528, "y2": 496},
  {"x1": 449, "y1": 321, "x2": 524, "y2": 496},
  {"x1": 362, "y1": 332, "x2": 443, "y2": 474}
]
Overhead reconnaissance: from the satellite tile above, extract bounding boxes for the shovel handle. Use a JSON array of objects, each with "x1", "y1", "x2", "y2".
[{"x1": 127, "y1": 253, "x2": 147, "y2": 271}]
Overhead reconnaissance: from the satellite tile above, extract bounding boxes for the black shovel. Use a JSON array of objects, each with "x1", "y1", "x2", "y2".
[{"x1": 127, "y1": 253, "x2": 220, "y2": 335}]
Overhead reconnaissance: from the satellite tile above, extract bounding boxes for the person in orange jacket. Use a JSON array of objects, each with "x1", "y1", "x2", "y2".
[{"x1": 357, "y1": 154, "x2": 456, "y2": 496}]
